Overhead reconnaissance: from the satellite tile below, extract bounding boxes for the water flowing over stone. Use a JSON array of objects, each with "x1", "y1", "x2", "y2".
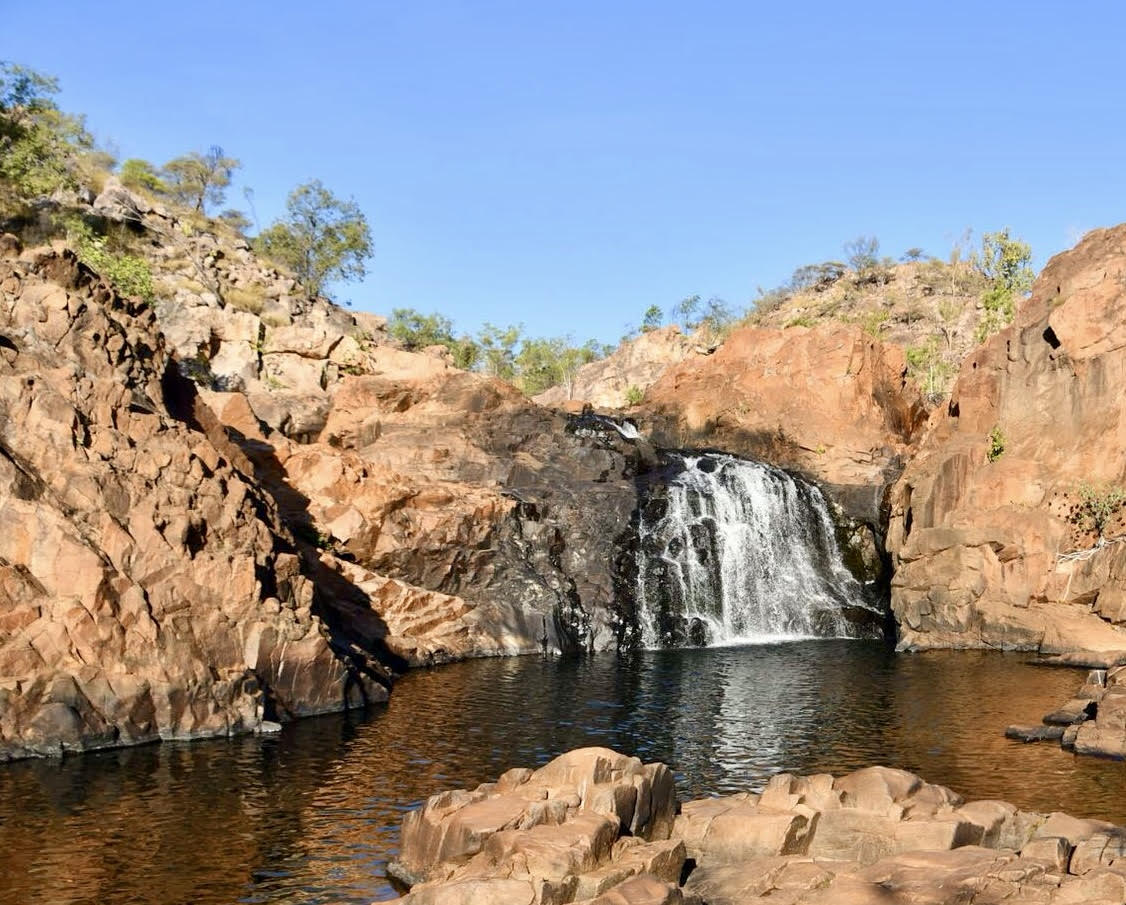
[{"x1": 635, "y1": 453, "x2": 878, "y2": 647}]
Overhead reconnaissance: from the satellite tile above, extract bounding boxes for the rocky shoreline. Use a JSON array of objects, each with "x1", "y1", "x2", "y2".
[
  {"x1": 388, "y1": 746, "x2": 1126, "y2": 904},
  {"x1": 1008, "y1": 665, "x2": 1126, "y2": 760}
]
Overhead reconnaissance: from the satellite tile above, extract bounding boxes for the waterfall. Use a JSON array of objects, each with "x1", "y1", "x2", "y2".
[{"x1": 634, "y1": 453, "x2": 880, "y2": 648}]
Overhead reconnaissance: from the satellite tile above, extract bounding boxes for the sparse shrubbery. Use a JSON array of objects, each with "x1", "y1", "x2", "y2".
[
  {"x1": 625, "y1": 385, "x2": 644, "y2": 405},
  {"x1": 119, "y1": 157, "x2": 167, "y2": 194},
  {"x1": 66, "y1": 218, "x2": 154, "y2": 303},
  {"x1": 387, "y1": 307, "x2": 606, "y2": 396},
  {"x1": 223, "y1": 285, "x2": 268, "y2": 314},
  {"x1": 972, "y1": 229, "x2": 1034, "y2": 343},
  {"x1": 905, "y1": 336, "x2": 956, "y2": 402},
  {"x1": 1072, "y1": 481, "x2": 1126, "y2": 541}
]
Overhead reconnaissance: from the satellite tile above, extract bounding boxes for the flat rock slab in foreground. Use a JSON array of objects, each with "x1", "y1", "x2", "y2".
[{"x1": 389, "y1": 746, "x2": 1126, "y2": 904}]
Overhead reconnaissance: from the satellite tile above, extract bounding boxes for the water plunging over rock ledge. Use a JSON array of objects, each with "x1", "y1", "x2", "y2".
[{"x1": 621, "y1": 452, "x2": 887, "y2": 648}]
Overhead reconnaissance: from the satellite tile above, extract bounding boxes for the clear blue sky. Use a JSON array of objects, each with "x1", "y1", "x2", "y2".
[{"x1": 3, "y1": 1, "x2": 1123, "y2": 345}]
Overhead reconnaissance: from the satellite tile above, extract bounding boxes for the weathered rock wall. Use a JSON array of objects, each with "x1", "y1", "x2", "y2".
[
  {"x1": 0, "y1": 241, "x2": 395, "y2": 759},
  {"x1": 887, "y1": 225, "x2": 1126, "y2": 654},
  {"x1": 534, "y1": 325, "x2": 704, "y2": 410},
  {"x1": 640, "y1": 324, "x2": 926, "y2": 526}
]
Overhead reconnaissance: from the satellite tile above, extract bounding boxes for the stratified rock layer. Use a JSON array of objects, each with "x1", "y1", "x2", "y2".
[
  {"x1": 887, "y1": 225, "x2": 1126, "y2": 653},
  {"x1": 391, "y1": 747, "x2": 1126, "y2": 905},
  {"x1": 0, "y1": 242, "x2": 392, "y2": 759}
]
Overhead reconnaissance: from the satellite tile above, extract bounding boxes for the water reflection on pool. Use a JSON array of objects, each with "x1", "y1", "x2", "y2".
[{"x1": 2, "y1": 643, "x2": 1123, "y2": 904}]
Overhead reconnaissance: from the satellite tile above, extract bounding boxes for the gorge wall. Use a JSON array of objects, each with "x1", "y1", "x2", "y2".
[
  {"x1": 886, "y1": 224, "x2": 1126, "y2": 654},
  {"x1": 8, "y1": 174, "x2": 1126, "y2": 760}
]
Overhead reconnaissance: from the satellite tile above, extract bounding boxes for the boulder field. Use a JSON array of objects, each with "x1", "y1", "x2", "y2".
[{"x1": 388, "y1": 746, "x2": 1126, "y2": 904}]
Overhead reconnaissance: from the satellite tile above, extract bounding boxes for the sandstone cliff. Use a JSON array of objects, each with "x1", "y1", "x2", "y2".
[
  {"x1": 0, "y1": 240, "x2": 396, "y2": 759},
  {"x1": 640, "y1": 324, "x2": 926, "y2": 525},
  {"x1": 0, "y1": 224, "x2": 657, "y2": 758},
  {"x1": 887, "y1": 225, "x2": 1126, "y2": 653}
]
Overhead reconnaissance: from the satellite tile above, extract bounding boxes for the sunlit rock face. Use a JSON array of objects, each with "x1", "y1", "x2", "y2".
[
  {"x1": 887, "y1": 224, "x2": 1126, "y2": 654},
  {"x1": 641, "y1": 323, "x2": 927, "y2": 525},
  {"x1": 0, "y1": 242, "x2": 392, "y2": 759}
]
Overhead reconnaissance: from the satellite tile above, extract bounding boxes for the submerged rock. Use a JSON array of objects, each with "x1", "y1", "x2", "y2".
[{"x1": 390, "y1": 747, "x2": 1126, "y2": 904}]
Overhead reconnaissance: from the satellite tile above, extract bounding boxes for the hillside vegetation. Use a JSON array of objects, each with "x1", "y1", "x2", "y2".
[{"x1": 1, "y1": 61, "x2": 1034, "y2": 406}]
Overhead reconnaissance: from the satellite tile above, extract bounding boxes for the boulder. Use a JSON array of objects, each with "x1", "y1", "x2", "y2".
[
  {"x1": 393, "y1": 749, "x2": 1126, "y2": 904},
  {"x1": 389, "y1": 748, "x2": 677, "y2": 903}
]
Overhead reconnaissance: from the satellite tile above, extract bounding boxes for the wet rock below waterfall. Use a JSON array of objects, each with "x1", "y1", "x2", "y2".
[{"x1": 626, "y1": 453, "x2": 887, "y2": 648}]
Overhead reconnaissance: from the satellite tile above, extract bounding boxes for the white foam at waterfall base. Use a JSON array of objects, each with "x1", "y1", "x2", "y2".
[{"x1": 635, "y1": 453, "x2": 876, "y2": 648}]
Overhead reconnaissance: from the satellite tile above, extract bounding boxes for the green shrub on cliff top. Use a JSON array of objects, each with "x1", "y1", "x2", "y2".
[
  {"x1": 972, "y1": 229, "x2": 1034, "y2": 343},
  {"x1": 0, "y1": 62, "x2": 96, "y2": 207}
]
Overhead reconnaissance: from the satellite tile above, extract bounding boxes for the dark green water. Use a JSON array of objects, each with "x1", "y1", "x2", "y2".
[{"x1": 2, "y1": 643, "x2": 1124, "y2": 904}]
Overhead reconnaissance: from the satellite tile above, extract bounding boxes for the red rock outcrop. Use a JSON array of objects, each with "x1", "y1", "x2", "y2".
[
  {"x1": 201, "y1": 344, "x2": 651, "y2": 661},
  {"x1": 887, "y1": 225, "x2": 1126, "y2": 653},
  {"x1": 641, "y1": 324, "x2": 926, "y2": 523},
  {"x1": 0, "y1": 241, "x2": 393, "y2": 759}
]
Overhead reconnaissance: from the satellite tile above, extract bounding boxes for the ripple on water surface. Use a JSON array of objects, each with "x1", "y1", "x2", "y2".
[{"x1": 2, "y1": 643, "x2": 1125, "y2": 904}]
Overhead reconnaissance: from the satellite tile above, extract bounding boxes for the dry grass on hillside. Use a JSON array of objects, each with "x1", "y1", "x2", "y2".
[{"x1": 744, "y1": 257, "x2": 992, "y2": 403}]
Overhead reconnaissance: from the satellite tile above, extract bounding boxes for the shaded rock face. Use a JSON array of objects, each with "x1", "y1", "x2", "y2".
[
  {"x1": 641, "y1": 324, "x2": 926, "y2": 526},
  {"x1": 253, "y1": 371, "x2": 649, "y2": 659},
  {"x1": 534, "y1": 325, "x2": 703, "y2": 410},
  {"x1": 887, "y1": 225, "x2": 1126, "y2": 653},
  {"x1": 0, "y1": 243, "x2": 395, "y2": 760},
  {"x1": 392, "y1": 746, "x2": 1126, "y2": 905}
]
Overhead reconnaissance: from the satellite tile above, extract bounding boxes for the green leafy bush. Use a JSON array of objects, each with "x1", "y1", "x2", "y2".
[
  {"x1": 625, "y1": 385, "x2": 644, "y2": 406},
  {"x1": 987, "y1": 426, "x2": 1005, "y2": 462},
  {"x1": 66, "y1": 219, "x2": 154, "y2": 303},
  {"x1": 905, "y1": 336, "x2": 956, "y2": 401},
  {"x1": 972, "y1": 229, "x2": 1034, "y2": 342}
]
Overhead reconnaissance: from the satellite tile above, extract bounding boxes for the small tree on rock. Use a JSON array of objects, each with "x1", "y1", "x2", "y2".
[
  {"x1": 256, "y1": 179, "x2": 373, "y2": 299},
  {"x1": 162, "y1": 145, "x2": 240, "y2": 212}
]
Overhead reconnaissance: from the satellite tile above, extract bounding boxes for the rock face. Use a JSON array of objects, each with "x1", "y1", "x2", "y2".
[
  {"x1": 389, "y1": 747, "x2": 680, "y2": 905},
  {"x1": 392, "y1": 747, "x2": 1126, "y2": 905},
  {"x1": 0, "y1": 241, "x2": 398, "y2": 759},
  {"x1": 887, "y1": 225, "x2": 1126, "y2": 653},
  {"x1": 641, "y1": 324, "x2": 925, "y2": 524},
  {"x1": 204, "y1": 364, "x2": 650, "y2": 660},
  {"x1": 77, "y1": 177, "x2": 395, "y2": 443},
  {"x1": 534, "y1": 326, "x2": 703, "y2": 410}
]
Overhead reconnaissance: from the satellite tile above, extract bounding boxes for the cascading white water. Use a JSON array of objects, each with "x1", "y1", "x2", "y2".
[{"x1": 635, "y1": 453, "x2": 878, "y2": 647}]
